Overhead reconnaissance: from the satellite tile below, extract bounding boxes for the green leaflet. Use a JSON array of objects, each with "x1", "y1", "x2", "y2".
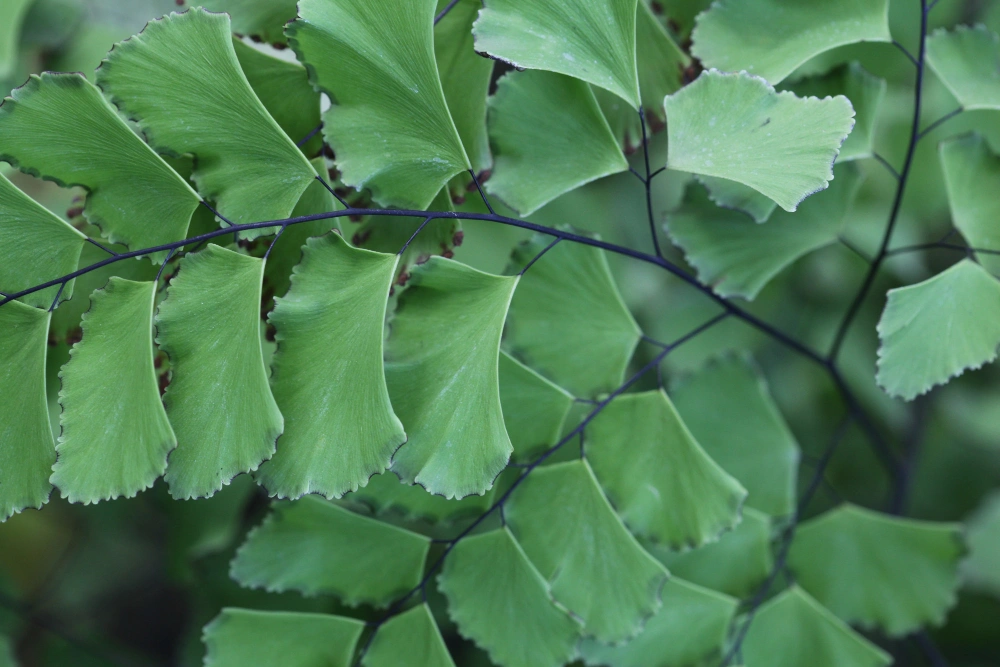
[
  {"x1": 578, "y1": 578, "x2": 737, "y2": 667},
  {"x1": 787, "y1": 63, "x2": 886, "y2": 162},
  {"x1": 256, "y1": 234, "x2": 405, "y2": 500},
  {"x1": 52, "y1": 279, "x2": 175, "y2": 504},
  {"x1": 586, "y1": 390, "x2": 746, "y2": 549},
  {"x1": 691, "y1": 0, "x2": 891, "y2": 84},
  {"x1": 876, "y1": 259, "x2": 1000, "y2": 400},
  {"x1": 385, "y1": 258, "x2": 517, "y2": 499},
  {"x1": 505, "y1": 459, "x2": 669, "y2": 643},
  {"x1": 940, "y1": 134, "x2": 1000, "y2": 275},
  {"x1": 0, "y1": 72, "x2": 201, "y2": 251},
  {"x1": 346, "y1": 471, "x2": 495, "y2": 525},
  {"x1": 670, "y1": 355, "x2": 800, "y2": 517},
  {"x1": 654, "y1": 508, "x2": 774, "y2": 598},
  {"x1": 289, "y1": 0, "x2": 470, "y2": 209},
  {"x1": 204, "y1": 609, "x2": 364, "y2": 667},
  {"x1": 788, "y1": 504, "x2": 964, "y2": 636},
  {"x1": 667, "y1": 163, "x2": 863, "y2": 302},
  {"x1": 230, "y1": 496, "x2": 430, "y2": 607},
  {"x1": 438, "y1": 528, "x2": 582, "y2": 667},
  {"x1": 742, "y1": 587, "x2": 892, "y2": 667},
  {"x1": 473, "y1": 0, "x2": 640, "y2": 108},
  {"x1": 926, "y1": 25, "x2": 1000, "y2": 111},
  {"x1": 231, "y1": 39, "x2": 323, "y2": 155},
  {"x1": 97, "y1": 8, "x2": 316, "y2": 239},
  {"x1": 0, "y1": 170, "x2": 85, "y2": 309},
  {"x1": 198, "y1": 0, "x2": 298, "y2": 44},
  {"x1": 486, "y1": 70, "x2": 628, "y2": 216},
  {"x1": 695, "y1": 177, "x2": 778, "y2": 224},
  {"x1": 499, "y1": 351, "x2": 575, "y2": 463},
  {"x1": 435, "y1": 0, "x2": 493, "y2": 174},
  {"x1": 364, "y1": 605, "x2": 455, "y2": 667},
  {"x1": 156, "y1": 244, "x2": 283, "y2": 499},
  {"x1": 0, "y1": 301, "x2": 54, "y2": 521},
  {"x1": 0, "y1": 0, "x2": 30, "y2": 78},
  {"x1": 663, "y1": 70, "x2": 856, "y2": 213},
  {"x1": 505, "y1": 233, "x2": 641, "y2": 398},
  {"x1": 962, "y1": 491, "x2": 1000, "y2": 598}
]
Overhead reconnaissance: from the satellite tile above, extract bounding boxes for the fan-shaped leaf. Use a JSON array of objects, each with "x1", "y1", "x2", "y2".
[
  {"x1": 385, "y1": 258, "x2": 517, "y2": 499},
  {"x1": 663, "y1": 70, "x2": 855, "y2": 212},
  {"x1": 156, "y1": 244, "x2": 283, "y2": 499},
  {"x1": 505, "y1": 459, "x2": 668, "y2": 643},
  {"x1": 0, "y1": 72, "x2": 201, "y2": 250},
  {"x1": 667, "y1": 163, "x2": 862, "y2": 301},
  {"x1": 364, "y1": 605, "x2": 455, "y2": 667},
  {"x1": 52, "y1": 279, "x2": 174, "y2": 504},
  {"x1": 742, "y1": 587, "x2": 892, "y2": 667},
  {"x1": 0, "y1": 170, "x2": 85, "y2": 309},
  {"x1": 695, "y1": 176, "x2": 778, "y2": 224},
  {"x1": 587, "y1": 390, "x2": 746, "y2": 549},
  {"x1": 788, "y1": 504, "x2": 964, "y2": 636},
  {"x1": 654, "y1": 508, "x2": 774, "y2": 598},
  {"x1": 505, "y1": 233, "x2": 641, "y2": 398},
  {"x1": 0, "y1": 301, "x2": 54, "y2": 521},
  {"x1": 962, "y1": 491, "x2": 1000, "y2": 598},
  {"x1": 231, "y1": 496, "x2": 430, "y2": 606},
  {"x1": 473, "y1": 0, "x2": 640, "y2": 107},
  {"x1": 486, "y1": 70, "x2": 628, "y2": 216},
  {"x1": 940, "y1": 134, "x2": 1000, "y2": 275},
  {"x1": 926, "y1": 25, "x2": 1000, "y2": 111},
  {"x1": 671, "y1": 355, "x2": 800, "y2": 516},
  {"x1": 289, "y1": 0, "x2": 470, "y2": 209},
  {"x1": 256, "y1": 234, "x2": 405, "y2": 500},
  {"x1": 198, "y1": 0, "x2": 298, "y2": 44},
  {"x1": 347, "y1": 471, "x2": 495, "y2": 524},
  {"x1": 439, "y1": 528, "x2": 582, "y2": 667},
  {"x1": 499, "y1": 352, "x2": 575, "y2": 463},
  {"x1": 98, "y1": 8, "x2": 316, "y2": 238},
  {"x1": 876, "y1": 259, "x2": 1000, "y2": 400},
  {"x1": 691, "y1": 0, "x2": 891, "y2": 84},
  {"x1": 578, "y1": 578, "x2": 737, "y2": 667},
  {"x1": 204, "y1": 609, "x2": 364, "y2": 667},
  {"x1": 0, "y1": 0, "x2": 31, "y2": 78}
]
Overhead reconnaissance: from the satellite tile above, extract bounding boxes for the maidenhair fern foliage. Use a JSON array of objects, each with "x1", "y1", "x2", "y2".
[{"x1": 0, "y1": 0, "x2": 998, "y2": 665}]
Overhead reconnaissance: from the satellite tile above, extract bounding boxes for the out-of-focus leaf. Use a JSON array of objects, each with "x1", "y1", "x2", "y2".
[
  {"x1": 363, "y1": 605, "x2": 455, "y2": 667},
  {"x1": 0, "y1": 0, "x2": 32, "y2": 78},
  {"x1": 695, "y1": 176, "x2": 778, "y2": 224},
  {"x1": 926, "y1": 25, "x2": 1000, "y2": 111},
  {"x1": 962, "y1": 491, "x2": 1000, "y2": 598},
  {"x1": 499, "y1": 352, "x2": 575, "y2": 462},
  {"x1": 199, "y1": 0, "x2": 298, "y2": 43},
  {"x1": 940, "y1": 133, "x2": 1000, "y2": 275},
  {"x1": 346, "y1": 470, "x2": 494, "y2": 525}
]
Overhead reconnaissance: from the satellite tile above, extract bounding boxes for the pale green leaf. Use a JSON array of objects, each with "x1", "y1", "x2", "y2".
[
  {"x1": 52, "y1": 279, "x2": 175, "y2": 504},
  {"x1": 364, "y1": 605, "x2": 455, "y2": 667},
  {"x1": 578, "y1": 578, "x2": 737, "y2": 667},
  {"x1": 962, "y1": 491, "x2": 1000, "y2": 598},
  {"x1": 587, "y1": 390, "x2": 746, "y2": 549},
  {"x1": 664, "y1": 70, "x2": 855, "y2": 212},
  {"x1": 667, "y1": 163, "x2": 863, "y2": 301},
  {"x1": 742, "y1": 587, "x2": 892, "y2": 667},
  {"x1": 199, "y1": 0, "x2": 298, "y2": 44},
  {"x1": 0, "y1": 72, "x2": 201, "y2": 250},
  {"x1": 435, "y1": 0, "x2": 492, "y2": 173},
  {"x1": 671, "y1": 355, "x2": 800, "y2": 516},
  {"x1": 0, "y1": 0, "x2": 31, "y2": 78},
  {"x1": 654, "y1": 508, "x2": 774, "y2": 598},
  {"x1": 876, "y1": 259, "x2": 1000, "y2": 400},
  {"x1": 156, "y1": 244, "x2": 283, "y2": 499},
  {"x1": 473, "y1": 0, "x2": 640, "y2": 107},
  {"x1": 232, "y1": 39, "x2": 323, "y2": 155},
  {"x1": 346, "y1": 470, "x2": 494, "y2": 524},
  {"x1": 499, "y1": 351, "x2": 575, "y2": 463},
  {"x1": 940, "y1": 134, "x2": 1000, "y2": 275},
  {"x1": 505, "y1": 233, "x2": 641, "y2": 398},
  {"x1": 788, "y1": 504, "x2": 964, "y2": 636},
  {"x1": 256, "y1": 234, "x2": 405, "y2": 500},
  {"x1": 486, "y1": 70, "x2": 628, "y2": 216},
  {"x1": 97, "y1": 8, "x2": 316, "y2": 238},
  {"x1": 691, "y1": 0, "x2": 891, "y2": 84},
  {"x1": 506, "y1": 459, "x2": 669, "y2": 643},
  {"x1": 231, "y1": 496, "x2": 430, "y2": 606},
  {"x1": 787, "y1": 62, "x2": 886, "y2": 162},
  {"x1": 438, "y1": 528, "x2": 582, "y2": 667},
  {"x1": 204, "y1": 609, "x2": 364, "y2": 667},
  {"x1": 289, "y1": 0, "x2": 470, "y2": 209},
  {"x1": 926, "y1": 25, "x2": 1000, "y2": 111},
  {"x1": 695, "y1": 176, "x2": 778, "y2": 224},
  {"x1": 385, "y1": 258, "x2": 517, "y2": 499},
  {"x1": 0, "y1": 301, "x2": 54, "y2": 521},
  {"x1": 0, "y1": 170, "x2": 85, "y2": 309}
]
